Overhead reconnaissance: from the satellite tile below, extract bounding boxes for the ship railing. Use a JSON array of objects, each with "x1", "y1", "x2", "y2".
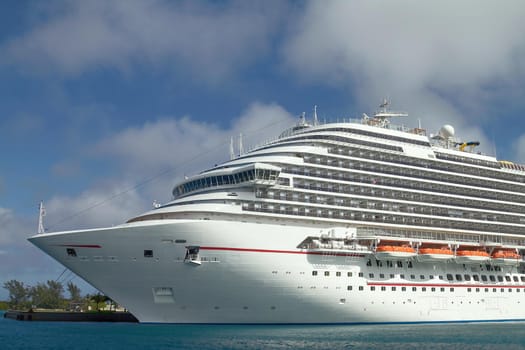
[
  {"x1": 355, "y1": 227, "x2": 525, "y2": 249},
  {"x1": 243, "y1": 117, "x2": 422, "y2": 156}
]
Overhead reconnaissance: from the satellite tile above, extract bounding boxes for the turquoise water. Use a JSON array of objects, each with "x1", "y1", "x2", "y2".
[{"x1": 2, "y1": 311, "x2": 525, "y2": 349}]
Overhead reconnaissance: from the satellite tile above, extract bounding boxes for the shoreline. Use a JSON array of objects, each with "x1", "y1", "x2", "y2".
[{"x1": 3, "y1": 309, "x2": 138, "y2": 322}]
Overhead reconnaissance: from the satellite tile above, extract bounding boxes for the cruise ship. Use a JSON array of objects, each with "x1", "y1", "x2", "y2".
[{"x1": 29, "y1": 101, "x2": 525, "y2": 324}]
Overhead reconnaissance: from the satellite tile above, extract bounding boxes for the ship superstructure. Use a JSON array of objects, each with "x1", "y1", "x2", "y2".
[{"x1": 29, "y1": 101, "x2": 525, "y2": 323}]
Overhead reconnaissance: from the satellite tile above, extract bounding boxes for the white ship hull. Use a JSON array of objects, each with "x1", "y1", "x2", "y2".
[
  {"x1": 29, "y1": 219, "x2": 525, "y2": 324},
  {"x1": 28, "y1": 104, "x2": 525, "y2": 323}
]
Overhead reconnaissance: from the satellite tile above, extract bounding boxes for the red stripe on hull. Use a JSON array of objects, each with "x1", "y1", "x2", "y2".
[{"x1": 56, "y1": 244, "x2": 102, "y2": 248}]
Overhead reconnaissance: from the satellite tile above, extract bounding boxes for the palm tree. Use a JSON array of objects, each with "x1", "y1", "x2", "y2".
[{"x1": 89, "y1": 294, "x2": 106, "y2": 311}]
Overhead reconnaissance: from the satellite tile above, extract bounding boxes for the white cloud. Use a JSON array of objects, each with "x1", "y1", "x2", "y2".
[
  {"x1": 513, "y1": 135, "x2": 525, "y2": 164},
  {"x1": 92, "y1": 102, "x2": 295, "y2": 206},
  {"x1": 1, "y1": 0, "x2": 285, "y2": 82},
  {"x1": 44, "y1": 184, "x2": 145, "y2": 231},
  {"x1": 0, "y1": 206, "x2": 74, "y2": 300},
  {"x1": 0, "y1": 207, "x2": 21, "y2": 245},
  {"x1": 282, "y1": 0, "x2": 525, "y2": 155}
]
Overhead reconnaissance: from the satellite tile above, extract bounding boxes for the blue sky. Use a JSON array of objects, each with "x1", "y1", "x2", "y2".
[{"x1": 1, "y1": 0, "x2": 525, "y2": 299}]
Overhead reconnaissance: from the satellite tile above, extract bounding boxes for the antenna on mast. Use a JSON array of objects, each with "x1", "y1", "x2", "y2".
[
  {"x1": 238, "y1": 133, "x2": 244, "y2": 156},
  {"x1": 38, "y1": 201, "x2": 46, "y2": 234},
  {"x1": 229, "y1": 136, "x2": 235, "y2": 160},
  {"x1": 313, "y1": 105, "x2": 318, "y2": 126}
]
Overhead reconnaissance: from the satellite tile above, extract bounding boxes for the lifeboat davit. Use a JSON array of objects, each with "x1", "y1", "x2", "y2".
[
  {"x1": 375, "y1": 244, "x2": 416, "y2": 260},
  {"x1": 417, "y1": 247, "x2": 454, "y2": 262},
  {"x1": 491, "y1": 248, "x2": 521, "y2": 266},
  {"x1": 455, "y1": 248, "x2": 490, "y2": 264}
]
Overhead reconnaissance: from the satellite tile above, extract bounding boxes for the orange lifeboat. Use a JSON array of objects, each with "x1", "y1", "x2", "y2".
[
  {"x1": 417, "y1": 246, "x2": 454, "y2": 262},
  {"x1": 455, "y1": 247, "x2": 490, "y2": 264},
  {"x1": 375, "y1": 243, "x2": 416, "y2": 260},
  {"x1": 491, "y1": 248, "x2": 521, "y2": 266}
]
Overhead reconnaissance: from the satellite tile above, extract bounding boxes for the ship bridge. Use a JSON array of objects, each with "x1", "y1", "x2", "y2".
[{"x1": 172, "y1": 162, "x2": 281, "y2": 198}]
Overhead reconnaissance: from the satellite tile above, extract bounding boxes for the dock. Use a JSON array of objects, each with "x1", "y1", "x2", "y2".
[{"x1": 3, "y1": 310, "x2": 138, "y2": 322}]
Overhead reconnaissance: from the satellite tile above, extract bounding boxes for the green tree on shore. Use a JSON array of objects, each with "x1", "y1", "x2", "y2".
[
  {"x1": 30, "y1": 280, "x2": 65, "y2": 309},
  {"x1": 3, "y1": 279, "x2": 112, "y2": 312},
  {"x1": 89, "y1": 293, "x2": 107, "y2": 311},
  {"x1": 67, "y1": 281, "x2": 82, "y2": 303},
  {"x1": 3, "y1": 280, "x2": 31, "y2": 310}
]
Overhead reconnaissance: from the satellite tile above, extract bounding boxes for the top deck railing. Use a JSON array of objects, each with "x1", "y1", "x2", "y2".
[{"x1": 246, "y1": 116, "x2": 424, "y2": 155}]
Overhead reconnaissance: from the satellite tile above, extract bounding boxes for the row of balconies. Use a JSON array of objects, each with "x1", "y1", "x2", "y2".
[
  {"x1": 304, "y1": 150, "x2": 525, "y2": 195},
  {"x1": 243, "y1": 199, "x2": 525, "y2": 236},
  {"x1": 282, "y1": 166, "x2": 525, "y2": 205},
  {"x1": 257, "y1": 188, "x2": 524, "y2": 227},
  {"x1": 287, "y1": 178, "x2": 524, "y2": 214}
]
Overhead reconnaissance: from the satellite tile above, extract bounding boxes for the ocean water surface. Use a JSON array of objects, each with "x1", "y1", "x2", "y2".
[{"x1": 2, "y1": 311, "x2": 524, "y2": 349}]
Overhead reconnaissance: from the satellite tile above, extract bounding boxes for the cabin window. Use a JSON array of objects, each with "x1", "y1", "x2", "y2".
[
  {"x1": 66, "y1": 248, "x2": 77, "y2": 257},
  {"x1": 359, "y1": 286, "x2": 364, "y2": 291},
  {"x1": 347, "y1": 286, "x2": 353, "y2": 291},
  {"x1": 472, "y1": 275, "x2": 479, "y2": 281},
  {"x1": 312, "y1": 271, "x2": 318, "y2": 276},
  {"x1": 347, "y1": 272, "x2": 353, "y2": 277},
  {"x1": 521, "y1": 276, "x2": 525, "y2": 282},
  {"x1": 446, "y1": 274, "x2": 453, "y2": 281},
  {"x1": 369, "y1": 273, "x2": 374, "y2": 278},
  {"x1": 370, "y1": 286, "x2": 375, "y2": 291},
  {"x1": 324, "y1": 271, "x2": 330, "y2": 277},
  {"x1": 358, "y1": 272, "x2": 364, "y2": 277},
  {"x1": 381, "y1": 286, "x2": 386, "y2": 291},
  {"x1": 336, "y1": 272, "x2": 341, "y2": 277},
  {"x1": 505, "y1": 276, "x2": 511, "y2": 282},
  {"x1": 497, "y1": 276, "x2": 504, "y2": 282},
  {"x1": 455, "y1": 274, "x2": 462, "y2": 281},
  {"x1": 464, "y1": 275, "x2": 471, "y2": 281},
  {"x1": 144, "y1": 250, "x2": 153, "y2": 258},
  {"x1": 481, "y1": 275, "x2": 488, "y2": 282},
  {"x1": 513, "y1": 276, "x2": 519, "y2": 282}
]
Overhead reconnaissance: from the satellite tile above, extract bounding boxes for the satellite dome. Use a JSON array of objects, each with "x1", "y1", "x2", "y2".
[{"x1": 439, "y1": 125, "x2": 455, "y2": 138}]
